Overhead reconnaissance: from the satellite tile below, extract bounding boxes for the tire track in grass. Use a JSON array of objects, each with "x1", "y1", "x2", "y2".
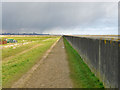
[
  {"x1": 3, "y1": 43, "x2": 43, "y2": 62},
  {"x1": 3, "y1": 38, "x2": 52, "y2": 62},
  {"x1": 42, "y1": 38, "x2": 53, "y2": 41}
]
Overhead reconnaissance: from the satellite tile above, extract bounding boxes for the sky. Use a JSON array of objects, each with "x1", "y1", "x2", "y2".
[{"x1": 2, "y1": 2, "x2": 118, "y2": 35}]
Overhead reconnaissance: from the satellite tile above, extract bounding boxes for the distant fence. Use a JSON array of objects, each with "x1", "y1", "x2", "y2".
[{"x1": 63, "y1": 35, "x2": 119, "y2": 88}]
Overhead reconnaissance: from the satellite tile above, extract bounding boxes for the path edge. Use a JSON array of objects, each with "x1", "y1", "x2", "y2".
[{"x1": 11, "y1": 37, "x2": 61, "y2": 88}]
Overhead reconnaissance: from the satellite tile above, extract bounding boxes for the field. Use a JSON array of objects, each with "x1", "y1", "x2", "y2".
[{"x1": 2, "y1": 36, "x2": 60, "y2": 87}]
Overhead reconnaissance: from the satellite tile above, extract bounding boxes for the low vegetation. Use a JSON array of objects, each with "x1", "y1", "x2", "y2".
[
  {"x1": 63, "y1": 37, "x2": 104, "y2": 88},
  {"x1": 2, "y1": 36, "x2": 60, "y2": 87},
  {"x1": 3, "y1": 42, "x2": 38, "y2": 59},
  {"x1": 2, "y1": 36, "x2": 57, "y2": 59}
]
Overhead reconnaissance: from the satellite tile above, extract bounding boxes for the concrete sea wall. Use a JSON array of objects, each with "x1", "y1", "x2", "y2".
[{"x1": 64, "y1": 35, "x2": 119, "y2": 88}]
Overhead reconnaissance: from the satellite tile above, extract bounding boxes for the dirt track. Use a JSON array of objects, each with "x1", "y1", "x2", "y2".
[{"x1": 12, "y1": 37, "x2": 73, "y2": 88}]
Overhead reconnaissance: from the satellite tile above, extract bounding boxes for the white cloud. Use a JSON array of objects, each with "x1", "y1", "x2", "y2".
[{"x1": 43, "y1": 27, "x2": 118, "y2": 35}]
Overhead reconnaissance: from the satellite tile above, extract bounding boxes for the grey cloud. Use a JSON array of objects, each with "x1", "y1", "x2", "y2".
[
  {"x1": 2, "y1": 2, "x2": 118, "y2": 34},
  {"x1": 0, "y1": 3, "x2": 2, "y2": 33}
]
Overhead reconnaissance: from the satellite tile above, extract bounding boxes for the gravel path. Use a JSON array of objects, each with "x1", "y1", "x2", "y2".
[{"x1": 12, "y1": 37, "x2": 73, "y2": 88}]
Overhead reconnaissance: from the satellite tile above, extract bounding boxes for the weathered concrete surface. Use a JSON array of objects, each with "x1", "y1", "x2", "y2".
[
  {"x1": 12, "y1": 37, "x2": 73, "y2": 88},
  {"x1": 64, "y1": 35, "x2": 119, "y2": 88}
]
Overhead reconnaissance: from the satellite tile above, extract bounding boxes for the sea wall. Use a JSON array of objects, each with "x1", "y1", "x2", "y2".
[{"x1": 64, "y1": 35, "x2": 119, "y2": 88}]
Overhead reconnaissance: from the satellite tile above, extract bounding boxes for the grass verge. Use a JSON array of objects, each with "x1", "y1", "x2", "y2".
[{"x1": 63, "y1": 37, "x2": 104, "y2": 88}]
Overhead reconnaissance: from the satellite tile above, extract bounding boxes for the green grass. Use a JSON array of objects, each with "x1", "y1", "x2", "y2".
[
  {"x1": 2, "y1": 42, "x2": 38, "y2": 59},
  {"x1": 2, "y1": 36, "x2": 60, "y2": 88},
  {"x1": 2, "y1": 36, "x2": 58, "y2": 59},
  {"x1": 63, "y1": 37, "x2": 104, "y2": 88},
  {"x1": 2, "y1": 36, "x2": 57, "y2": 43}
]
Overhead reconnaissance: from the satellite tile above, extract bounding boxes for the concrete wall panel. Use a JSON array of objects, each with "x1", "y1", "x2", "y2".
[{"x1": 64, "y1": 35, "x2": 119, "y2": 88}]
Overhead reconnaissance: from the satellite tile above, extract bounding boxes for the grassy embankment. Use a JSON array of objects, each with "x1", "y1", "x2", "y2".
[
  {"x1": 63, "y1": 37, "x2": 104, "y2": 88},
  {"x1": 2, "y1": 36, "x2": 60, "y2": 88}
]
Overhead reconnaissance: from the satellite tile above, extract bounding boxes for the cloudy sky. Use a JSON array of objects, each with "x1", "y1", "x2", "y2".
[{"x1": 2, "y1": 2, "x2": 118, "y2": 35}]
